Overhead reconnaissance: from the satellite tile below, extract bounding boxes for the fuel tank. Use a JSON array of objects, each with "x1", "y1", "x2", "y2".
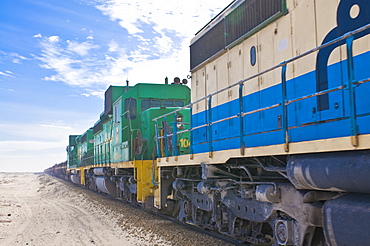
[
  {"x1": 93, "y1": 167, "x2": 107, "y2": 176},
  {"x1": 323, "y1": 194, "x2": 370, "y2": 246},
  {"x1": 286, "y1": 150, "x2": 370, "y2": 193},
  {"x1": 96, "y1": 176, "x2": 116, "y2": 195},
  {"x1": 70, "y1": 174, "x2": 80, "y2": 184}
]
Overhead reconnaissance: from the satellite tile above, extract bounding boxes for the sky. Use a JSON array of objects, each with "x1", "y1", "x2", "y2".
[{"x1": 0, "y1": 0, "x2": 232, "y2": 172}]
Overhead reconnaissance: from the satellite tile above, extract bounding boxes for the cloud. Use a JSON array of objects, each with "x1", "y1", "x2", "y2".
[
  {"x1": 92, "y1": 0, "x2": 231, "y2": 77},
  {"x1": 0, "y1": 71, "x2": 14, "y2": 77},
  {"x1": 34, "y1": 33, "x2": 136, "y2": 93},
  {"x1": 66, "y1": 40, "x2": 99, "y2": 56},
  {"x1": 33, "y1": 33, "x2": 42, "y2": 38},
  {"x1": 36, "y1": 36, "x2": 115, "y2": 88},
  {"x1": 48, "y1": 36, "x2": 60, "y2": 43},
  {"x1": 94, "y1": 0, "x2": 230, "y2": 36},
  {"x1": 0, "y1": 140, "x2": 66, "y2": 152},
  {"x1": 0, "y1": 52, "x2": 29, "y2": 64},
  {"x1": 34, "y1": 1, "x2": 231, "y2": 96},
  {"x1": 0, "y1": 119, "x2": 97, "y2": 172},
  {"x1": 0, "y1": 122, "x2": 75, "y2": 142}
]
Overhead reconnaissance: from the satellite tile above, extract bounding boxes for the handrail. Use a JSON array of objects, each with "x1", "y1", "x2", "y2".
[{"x1": 153, "y1": 23, "x2": 370, "y2": 157}]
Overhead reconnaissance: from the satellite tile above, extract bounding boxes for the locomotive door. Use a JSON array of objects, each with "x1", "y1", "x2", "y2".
[
  {"x1": 315, "y1": 0, "x2": 346, "y2": 123},
  {"x1": 242, "y1": 35, "x2": 260, "y2": 142},
  {"x1": 290, "y1": 0, "x2": 321, "y2": 127}
]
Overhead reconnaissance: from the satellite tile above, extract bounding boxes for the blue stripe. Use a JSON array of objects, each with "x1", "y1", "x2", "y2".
[{"x1": 191, "y1": 51, "x2": 370, "y2": 154}]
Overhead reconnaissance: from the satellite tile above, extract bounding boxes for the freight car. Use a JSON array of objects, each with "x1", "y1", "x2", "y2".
[
  {"x1": 47, "y1": 0, "x2": 370, "y2": 245},
  {"x1": 44, "y1": 161, "x2": 68, "y2": 180}
]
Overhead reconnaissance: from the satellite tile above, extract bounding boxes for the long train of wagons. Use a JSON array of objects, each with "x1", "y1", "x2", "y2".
[{"x1": 46, "y1": 0, "x2": 370, "y2": 245}]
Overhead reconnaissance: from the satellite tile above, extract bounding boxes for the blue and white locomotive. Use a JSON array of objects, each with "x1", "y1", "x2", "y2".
[{"x1": 153, "y1": 0, "x2": 370, "y2": 245}]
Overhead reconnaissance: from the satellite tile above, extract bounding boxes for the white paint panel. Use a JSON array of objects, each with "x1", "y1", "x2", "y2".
[
  {"x1": 274, "y1": 14, "x2": 294, "y2": 81},
  {"x1": 258, "y1": 23, "x2": 279, "y2": 91},
  {"x1": 191, "y1": 68, "x2": 207, "y2": 113},
  {"x1": 227, "y1": 44, "x2": 244, "y2": 101},
  {"x1": 243, "y1": 36, "x2": 259, "y2": 96},
  {"x1": 205, "y1": 61, "x2": 218, "y2": 107},
  {"x1": 190, "y1": 71, "x2": 198, "y2": 103},
  {"x1": 217, "y1": 54, "x2": 229, "y2": 106},
  {"x1": 291, "y1": 0, "x2": 318, "y2": 78},
  {"x1": 286, "y1": 0, "x2": 297, "y2": 11}
]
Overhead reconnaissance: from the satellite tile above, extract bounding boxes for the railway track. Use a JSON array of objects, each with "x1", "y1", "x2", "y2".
[
  {"x1": 51, "y1": 174, "x2": 246, "y2": 245},
  {"x1": 96, "y1": 190, "x2": 246, "y2": 245},
  {"x1": 145, "y1": 207, "x2": 246, "y2": 246}
]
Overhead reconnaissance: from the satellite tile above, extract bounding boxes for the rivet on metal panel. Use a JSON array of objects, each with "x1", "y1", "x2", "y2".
[{"x1": 190, "y1": 154, "x2": 194, "y2": 160}]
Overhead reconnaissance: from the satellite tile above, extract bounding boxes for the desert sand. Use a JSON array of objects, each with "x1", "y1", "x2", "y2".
[{"x1": 0, "y1": 173, "x2": 228, "y2": 246}]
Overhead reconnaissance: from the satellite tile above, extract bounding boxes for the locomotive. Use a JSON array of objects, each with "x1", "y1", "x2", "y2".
[{"x1": 47, "y1": 0, "x2": 370, "y2": 245}]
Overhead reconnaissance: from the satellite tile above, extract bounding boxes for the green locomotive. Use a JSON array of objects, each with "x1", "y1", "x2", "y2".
[{"x1": 66, "y1": 81, "x2": 190, "y2": 204}]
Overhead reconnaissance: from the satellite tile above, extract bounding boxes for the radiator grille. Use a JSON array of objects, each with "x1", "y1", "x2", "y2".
[{"x1": 190, "y1": 0, "x2": 284, "y2": 70}]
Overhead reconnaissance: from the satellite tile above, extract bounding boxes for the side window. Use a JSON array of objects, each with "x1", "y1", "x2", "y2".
[
  {"x1": 114, "y1": 104, "x2": 120, "y2": 123},
  {"x1": 141, "y1": 99, "x2": 161, "y2": 111},
  {"x1": 164, "y1": 100, "x2": 184, "y2": 107},
  {"x1": 124, "y1": 98, "x2": 137, "y2": 119},
  {"x1": 250, "y1": 46, "x2": 257, "y2": 66}
]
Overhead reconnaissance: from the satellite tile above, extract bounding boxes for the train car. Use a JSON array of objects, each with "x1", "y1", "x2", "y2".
[
  {"x1": 152, "y1": 0, "x2": 370, "y2": 245},
  {"x1": 44, "y1": 161, "x2": 67, "y2": 180},
  {"x1": 66, "y1": 82, "x2": 191, "y2": 205},
  {"x1": 47, "y1": 0, "x2": 370, "y2": 245}
]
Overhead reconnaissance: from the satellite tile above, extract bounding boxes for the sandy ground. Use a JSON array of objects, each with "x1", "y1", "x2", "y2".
[{"x1": 0, "y1": 173, "x2": 229, "y2": 246}]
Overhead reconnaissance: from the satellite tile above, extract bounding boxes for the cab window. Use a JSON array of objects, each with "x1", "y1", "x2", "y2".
[
  {"x1": 124, "y1": 98, "x2": 136, "y2": 119},
  {"x1": 141, "y1": 99, "x2": 161, "y2": 111},
  {"x1": 114, "y1": 104, "x2": 120, "y2": 123},
  {"x1": 164, "y1": 100, "x2": 184, "y2": 107}
]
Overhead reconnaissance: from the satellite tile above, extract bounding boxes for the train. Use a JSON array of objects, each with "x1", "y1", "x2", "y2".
[{"x1": 45, "y1": 0, "x2": 370, "y2": 245}]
